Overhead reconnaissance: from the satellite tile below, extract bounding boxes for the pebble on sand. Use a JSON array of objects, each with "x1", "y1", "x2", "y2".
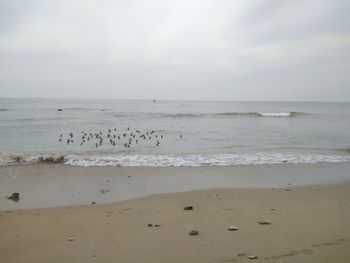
[
  {"x1": 228, "y1": 226, "x2": 239, "y2": 231},
  {"x1": 154, "y1": 223, "x2": 161, "y2": 227},
  {"x1": 247, "y1": 255, "x2": 258, "y2": 259},
  {"x1": 258, "y1": 220, "x2": 271, "y2": 225},
  {"x1": 189, "y1": 230, "x2": 199, "y2": 236},
  {"x1": 68, "y1": 237, "x2": 75, "y2": 242}
]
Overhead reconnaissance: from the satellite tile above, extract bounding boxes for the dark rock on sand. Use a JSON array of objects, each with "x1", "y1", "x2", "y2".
[
  {"x1": 8, "y1": 193, "x2": 20, "y2": 202},
  {"x1": 184, "y1": 205, "x2": 193, "y2": 210}
]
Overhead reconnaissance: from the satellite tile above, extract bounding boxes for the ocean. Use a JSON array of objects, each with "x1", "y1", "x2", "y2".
[{"x1": 0, "y1": 98, "x2": 350, "y2": 167}]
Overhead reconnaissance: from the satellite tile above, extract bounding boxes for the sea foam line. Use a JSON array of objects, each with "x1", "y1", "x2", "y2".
[
  {"x1": 62, "y1": 153, "x2": 350, "y2": 167},
  {"x1": 1, "y1": 153, "x2": 350, "y2": 167}
]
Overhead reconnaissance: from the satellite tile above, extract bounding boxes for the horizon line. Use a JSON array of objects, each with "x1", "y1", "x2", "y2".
[{"x1": 0, "y1": 96, "x2": 350, "y2": 103}]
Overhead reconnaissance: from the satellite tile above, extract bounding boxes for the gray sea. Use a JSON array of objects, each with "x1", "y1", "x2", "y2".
[{"x1": 1, "y1": 98, "x2": 350, "y2": 166}]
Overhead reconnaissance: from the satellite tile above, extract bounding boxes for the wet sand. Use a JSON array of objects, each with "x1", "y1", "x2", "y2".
[
  {"x1": 1, "y1": 162, "x2": 350, "y2": 210},
  {"x1": 1, "y1": 182, "x2": 350, "y2": 263}
]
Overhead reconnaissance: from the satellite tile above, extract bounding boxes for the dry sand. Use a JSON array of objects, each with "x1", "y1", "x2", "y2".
[{"x1": 1, "y1": 182, "x2": 350, "y2": 263}]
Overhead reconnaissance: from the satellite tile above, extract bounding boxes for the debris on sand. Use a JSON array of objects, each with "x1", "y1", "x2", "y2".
[
  {"x1": 100, "y1": 188, "x2": 110, "y2": 194},
  {"x1": 184, "y1": 205, "x2": 193, "y2": 210},
  {"x1": 228, "y1": 226, "x2": 239, "y2": 231}
]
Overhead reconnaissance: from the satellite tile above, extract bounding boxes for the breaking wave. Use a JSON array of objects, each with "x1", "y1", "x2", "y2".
[
  {"x1": 1, "y1": 152, "x2": 350, "y2": 167},
  {"x1": 216, "y1": 111, "x2": 304, "y2": 117},
  {"x1": 109, "y1": 111, "x2": 305, "y2": 119}
]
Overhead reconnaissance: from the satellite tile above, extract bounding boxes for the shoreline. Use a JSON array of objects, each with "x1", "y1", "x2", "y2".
[
  {"x1": 1, "y1": 162, "x2": 350, "y2": 210},
  {"x1": 1, "y1": 183, "x2": 349, "y2": 262}
]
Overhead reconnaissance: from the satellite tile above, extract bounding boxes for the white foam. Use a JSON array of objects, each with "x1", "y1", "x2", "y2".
[
  {"x1": 1, "y1": 152, "x2": 350, "y2": 167},
  {"x1": 62, "y1": 153, "x2": 350, "y2": 167},
  {"x1": 258, "y1": 112, "x2": 292, "y2": 117}
]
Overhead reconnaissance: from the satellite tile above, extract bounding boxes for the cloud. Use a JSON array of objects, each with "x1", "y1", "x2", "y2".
[{"x1": 0, "y1": 0, "x2": 349, "y2": 101}]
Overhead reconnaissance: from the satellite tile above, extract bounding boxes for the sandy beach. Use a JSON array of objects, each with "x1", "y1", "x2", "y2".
[{"x1": 1, "y1": 164, "x2": 350, "y2": 263}]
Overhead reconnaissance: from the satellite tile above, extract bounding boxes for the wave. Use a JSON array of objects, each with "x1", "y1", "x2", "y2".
[
  {"x1": 110, "y1": 112, "x2": 201, "y2": 119},
  {"x1": 1, "y1": 152, "x2": 350, "y2": 167},
  {"x1": 0, "y1": 154, "x2": 65, "y2": 165},
  {"x1": 62, "y1": 107, "x2": 106, "y2": 111},
  {"x1": 216, "y1": 111, "x2": 304, "y2": 117},
  {"x1": 109, "y1": 111, "x2": 305, "y2": 119},
  {"x1": 339, "y1": 148, "x2": 350, "y2": 153}
]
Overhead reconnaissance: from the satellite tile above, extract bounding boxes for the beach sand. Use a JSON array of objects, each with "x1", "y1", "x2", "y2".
[{"x1": 1, "y1": 165, "x2": 350, "y2": 262}]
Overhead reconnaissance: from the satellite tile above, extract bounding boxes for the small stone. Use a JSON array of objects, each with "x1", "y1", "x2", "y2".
[
  {"x1": 68, "y1": 237, "x2": 75, "y2": 242},
  {"x1": 8, "y1": 193, "x2": 20, "y2": 202},
  {"x1": 258, "y1": 220, "x2": 271, "y2": 225},
  {"x1": 228, "y1": 226, "x2": 239, "y2": 231},
  {"x1": 147, "y1": 223, "x2": 153, "y2": 227},
  {"x1": 247, "y1": 255, "x2": 258, "y2": 259},
  {"x1": 189, "y1": 230, "x2": 199, "y2": 235},
  {"x1": 184, "y1": 206, "x2": 193, "y2": 210},
  {"x1": 154, "y1": 223, "x2": 161, "y2": 227}
]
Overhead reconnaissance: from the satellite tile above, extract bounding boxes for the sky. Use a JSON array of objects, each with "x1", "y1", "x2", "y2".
[{"x1": 0, "y1": 0, "x2": 349, "y2": 101}]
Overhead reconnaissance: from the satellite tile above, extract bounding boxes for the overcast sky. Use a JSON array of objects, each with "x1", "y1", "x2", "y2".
[{"x1": 0, "y1": 0, "x2": 349, "y2": 101}]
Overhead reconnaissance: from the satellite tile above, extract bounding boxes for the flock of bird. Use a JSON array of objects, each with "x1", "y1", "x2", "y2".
[{"x1": 58, "y1": 127, "x2": 183, "y2": 149}]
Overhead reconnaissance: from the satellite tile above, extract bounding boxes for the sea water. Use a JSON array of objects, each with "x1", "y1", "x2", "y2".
[{"x1": 0, "y1": 98, "x2": 350, "y2": 166}]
